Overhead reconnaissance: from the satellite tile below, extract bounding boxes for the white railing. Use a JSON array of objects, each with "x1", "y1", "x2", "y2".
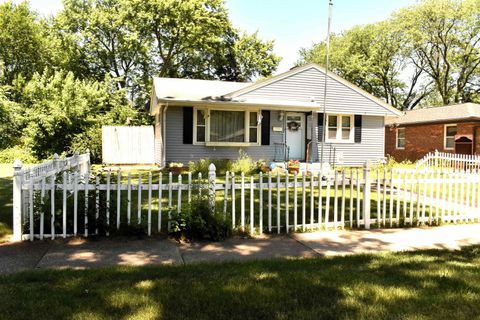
[
  {"x1": 12, "y1": 152, "x2": 90, "y2": 240},
  {"x1": 416, "y1": 150, "x2": 480, "y2": 171},
  {"x1": 12, "y1": 161, "x2": 480, "y2": 241}
]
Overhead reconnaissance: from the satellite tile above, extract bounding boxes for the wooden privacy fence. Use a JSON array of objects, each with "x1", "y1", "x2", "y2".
[
  {"x1": 12, "y1": 159, "x2": 480, "y2": 241},
  {"x1": 416, "y1": 150, "x2": 480, "y2": 171}
]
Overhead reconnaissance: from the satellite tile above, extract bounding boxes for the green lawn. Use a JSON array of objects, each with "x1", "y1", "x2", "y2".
[{"x1": 1, "y1": 246, "x2": 479, "y2": 319}]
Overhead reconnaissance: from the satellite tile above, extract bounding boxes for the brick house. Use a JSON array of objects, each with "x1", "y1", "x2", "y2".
[{"x1": 385, "y1": 103, "x2": 480, "y2": 162}]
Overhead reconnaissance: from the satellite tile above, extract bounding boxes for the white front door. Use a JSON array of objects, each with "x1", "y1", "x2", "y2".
[{"x1": 285, "y1": 112, "x2": 305, "y2": 160}]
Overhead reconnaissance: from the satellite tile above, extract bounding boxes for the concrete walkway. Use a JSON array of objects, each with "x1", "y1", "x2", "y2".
[{"x1": 1, "y1": 224, "x2": 479, "y2": 274}]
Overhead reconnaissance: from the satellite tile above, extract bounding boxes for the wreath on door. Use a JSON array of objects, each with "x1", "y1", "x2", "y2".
[{"x1": 287, "y1": 121, "x2": 301, "y2": 131}]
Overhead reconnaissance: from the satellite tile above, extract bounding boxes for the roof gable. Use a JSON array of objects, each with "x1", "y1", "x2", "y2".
[{"x1": 227, "y1": 63, "x2": 401, "y2": 116}]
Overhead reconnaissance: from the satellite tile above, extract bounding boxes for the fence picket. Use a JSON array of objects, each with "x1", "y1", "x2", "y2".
[
  {"x1": 277, "y1": 172, "x2": 281, "y2": 234},
  {"x1": 389, "y1": 170, "x2": 394, "y2": 227},
  {"x1": 84, "y1": 172, "x2": 89, "y2": 237},
  {"x1": 40, "y1": 178, "x2": 45, "y2": 240},
  {"x1": 138, "y1": 173, "x2": 142, "y2": 225},
  {"x1": 318, "y1": 171, "x2": 323, "y2": 229},
  {"x1": 333, "y1": 171, "x2": 338, "y2": 230},
  {"x1": 259, "y1": 172, "x2": 263, "y2": 234},
  {"x1": 63, "y1": 171, "x2": 67, "y2": 238},
  {"x1": 302, "y1": 173, "x2": 306, "y2": 231},
  {"x1": 250, "y1": 176, "x2": 254, "y2": 234},
  {"x1": 168, "y1": 173, "x2": 173, "y2": 231},
  {"x1": 224, "y1": 172, "x2": 229, "y2": 215},
  {"x1": 325, "y1": 174, "x2": 330, "y2": 229},
  {"x1": 356, "y1": 169, "x2": 360, "y2": 227},
  {"x1": 286, "y1": 173, "x2": 290, "y2": 233},
  {"x1": 310, "y1": 173, "x2": 314, "y2": 229},
  {"x1": 127, "y1": 173, "x2": 131, "y2": 225},
  {"x1": 50, "y1": 174, "x2": 55, "y2": 239},
  {"x1": 73, "y1": 172, "x2": 78, "y2": 235},
  {"x1": 294, "y1": 171, "x2": 298, "y2": 230},
  {"x1": 350, "y1": 170, "x2": 354, "y2": 228},
  {"x1": 268, "y1": 172, "x2": 272, "y2": 232},
  {"x1": 116, "y1": 171, "x2": 121, "y2": 230},
  {"x1": 341, "y1": 170, "x2": 346, "y2": 228},
  {"x1": 106, "y1": 171, "x2": 111, "y2": 236},
  {"x1": 148, "y1": 172, "x2": 152, "y2": 236},
  {"x1": 95, "y1": 173, "x2": 99, "y2": 235},
  {"x1": 29, "y1": 179, "x2": 34, "y2": 241},
  {"x1": 241, "y1": 172, "x2": 245, "y2": 231},
  {"x1": 231, "y1": 174, "x2": 236, "y2": 229},
  {"x1": 158, "y1": 173, "x2": 162, "y2": 232}
]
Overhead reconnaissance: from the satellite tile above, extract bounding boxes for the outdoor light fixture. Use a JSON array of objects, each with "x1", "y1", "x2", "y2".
[
  {"x1": 257, "y1": 114, "x2": 263, "y2": 125},
  {"x1": 278, "y1": 111, "x2": 284, "y2": 121}
]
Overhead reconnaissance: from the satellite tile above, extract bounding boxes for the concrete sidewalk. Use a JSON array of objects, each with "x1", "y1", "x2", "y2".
[{"x1": 0, "y1": 224, "x2": 479, "y2": 274}]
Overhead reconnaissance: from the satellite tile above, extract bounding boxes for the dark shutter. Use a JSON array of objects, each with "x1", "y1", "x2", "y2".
[
  {"x1": 183, "y1": 107, "x2": 193, "y2": 144},
  {"x1": 354, "y1": 115, "x2": 362, "y2": 143},
  {"x1": 261, "y1": 110, "x2": 270, "y2": 145},
  {"x1": 317, "y1": 113, "x2": 324, "y2": 142}
]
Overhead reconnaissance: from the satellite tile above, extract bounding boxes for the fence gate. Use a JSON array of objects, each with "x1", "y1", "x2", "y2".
[{"x1": 102, "y1": 126, "x2": 154, "y2": 164}]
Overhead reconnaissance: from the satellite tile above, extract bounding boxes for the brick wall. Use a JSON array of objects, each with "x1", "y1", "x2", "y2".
[{"x1": 385, "y1": 121, "x2": 480, "y2": 162}]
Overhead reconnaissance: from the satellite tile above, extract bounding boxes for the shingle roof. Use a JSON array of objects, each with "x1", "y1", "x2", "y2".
[
  {"x1": 153, "y1": 78, "x2": 250, "y2": 101},
  {"x1": 385, "y1": 103, "x2": 480, "y2": 126}
]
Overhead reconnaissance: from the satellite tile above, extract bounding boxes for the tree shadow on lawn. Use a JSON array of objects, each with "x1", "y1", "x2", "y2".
[{"x1": 0, "y1": 246, "x2": 479, "y2": 320}]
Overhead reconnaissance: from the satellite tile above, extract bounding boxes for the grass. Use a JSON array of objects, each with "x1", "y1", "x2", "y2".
[{"x1": 1, "y1": 245, "x2": 480, "y2": 319}]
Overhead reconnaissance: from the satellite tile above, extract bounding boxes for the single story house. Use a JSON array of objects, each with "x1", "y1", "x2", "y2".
[
  {"x1": 150, "y1": 63, "x2": 401, "y2": 167},
  {"x1": 385, "y1": 103, "x2": 480, "y2": 161}
]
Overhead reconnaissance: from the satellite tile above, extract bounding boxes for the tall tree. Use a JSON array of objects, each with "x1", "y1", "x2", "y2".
[
  {"x1": 299, "y1": 21, "x2": 430, "y2": 110},
  {"x1": 0, "y1": 1, "x2": 46, "y2": 84},
  {"x1": 395, "y1": 0, "x2": 480, "y2": 105},
  {"x1": 56, "y1": 0, "x2": 280, "y2": 107}
]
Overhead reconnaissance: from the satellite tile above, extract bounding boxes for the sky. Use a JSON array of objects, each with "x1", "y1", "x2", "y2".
[{"x1": 3, "y1": 0, "x2": 418, "y2": 73}]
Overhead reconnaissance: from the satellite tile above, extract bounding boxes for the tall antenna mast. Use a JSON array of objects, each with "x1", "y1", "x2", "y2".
[{"x1": 320, "y1": 0, "x2": 333, "y2": 165}]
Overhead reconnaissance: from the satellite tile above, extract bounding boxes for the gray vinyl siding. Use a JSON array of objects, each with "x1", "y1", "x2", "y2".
[
  {"x1": 312, "y1": 113, "x2": 385, "y2": 166},
  {"x1": 238, "y1": 67, "x2": 394, "y2": 116},
  {"x1": 165, "y1": 107, "x2": 284, "y2": 163}
]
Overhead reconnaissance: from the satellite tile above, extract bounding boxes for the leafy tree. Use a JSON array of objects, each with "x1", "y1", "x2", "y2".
[
  {"x1": 394, "y1": 0, "x2": 480, "y2": 105},
  {"x1": 56, "y1": 0, "x2": 280, "y2": 106},
  {"x1": 19, "y1": 70, "x2": 145, "y2": 161},
  {"x1": 299, "y1": 21, "x2": 431, "y2": 110},
  {"x1": 299, "y1": 0, "x2": 480, "y2": 109},
  {"x1": 0, "y1": 1, "x2": 46, "y2": 84}
]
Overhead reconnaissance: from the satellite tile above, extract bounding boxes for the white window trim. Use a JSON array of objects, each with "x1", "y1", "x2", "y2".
[
  {"x1": 396, "y1": 127, "x2": 405, "y2": 150},
  {"x1": 193, "y1": 107, "x2": 261, "y2": 147},
  {"x1": 325, "y1": 114, "x2": 354, "y2": 143},
  {"x1": 444, "y1": 124, "x2": 457, "y2": 150}
]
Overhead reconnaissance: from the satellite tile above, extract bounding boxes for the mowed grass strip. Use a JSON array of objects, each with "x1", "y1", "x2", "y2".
[{"x1": 1, "y1": 245, "x2": 479, "y2": 320}]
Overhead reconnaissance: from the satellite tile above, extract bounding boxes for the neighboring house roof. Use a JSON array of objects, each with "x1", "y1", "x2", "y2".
[
  {"x1": 151, "y1": 63, "x2": 401, "y2": 116},
  {"x1": 385, "y1": 103, "x2": 480, "y2": 126}
]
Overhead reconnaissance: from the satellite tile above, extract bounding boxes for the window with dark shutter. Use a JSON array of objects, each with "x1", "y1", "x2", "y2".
[
  {"x1": 183, "y1": 107, "x2": 193, "y2": 144},
  {"x1": 354, "y1": 115, "x2": 362, "y2": 143},
  {"x1": 317, "y1": 113, "x2": 324, "y2": 142},
  {"x1": 261, "y1": 110, "x2": 270, "y2": 145}
]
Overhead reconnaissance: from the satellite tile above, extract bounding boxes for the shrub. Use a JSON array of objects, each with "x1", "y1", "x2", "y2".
[
  {"x1": 230, "y1": 151, "x2": 255, "y2": 174},
  {"x1": 188, "y1": 158, "x2": 233, "y2": 176},
  {"x1": 0, "y1": 146, "x2": 38, "y2": 163},
  {"x1": 169, "y1": 195, "x2": 231, "y2": 242}
]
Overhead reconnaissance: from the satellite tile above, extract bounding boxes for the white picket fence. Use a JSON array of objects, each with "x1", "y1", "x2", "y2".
[
  {"x1": 12, "y1": 157, "x2": 480, "y2": 241},
  {"x1": 12, "y1": 153, "x2": 91, "y2": 241},
  {"x1": 416, "y1": 150, "x2": 480, "y2": 171}
]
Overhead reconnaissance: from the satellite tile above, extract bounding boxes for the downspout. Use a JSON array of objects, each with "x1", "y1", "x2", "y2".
[{"x1": 162, "y1": 103, "x2": 169, "y2": 168}]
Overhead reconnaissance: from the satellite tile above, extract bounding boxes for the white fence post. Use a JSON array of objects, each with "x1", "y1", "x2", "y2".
[
  {"x1": 363, "y1": 162, "x2": 371, "y2": 229},
  {"x1": 12, "y1": 159, "x2": 23, "y2": 241},
  {"x1": 208, "y1": 163, "x2": 216, "y2": 214}
]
